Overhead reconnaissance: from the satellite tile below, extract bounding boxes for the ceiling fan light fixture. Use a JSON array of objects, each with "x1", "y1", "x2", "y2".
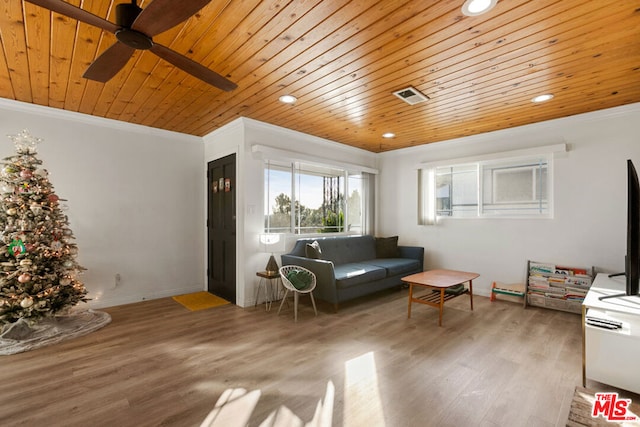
[
  {"x1": 462, "y1": 0, "x2": 498, "y2": 16},
  {"x1": 382, "y1": 132, "x2": 395, "y2": 139},
  {"x1": 532, "y1": 94, "x2": 554, "y2": 103},
  {"x1": 279, "y1": 95, "x2": 297, "y2": 104},
  {"x1": 115, "y1": 29, "x2": 153, "y2": 50}
]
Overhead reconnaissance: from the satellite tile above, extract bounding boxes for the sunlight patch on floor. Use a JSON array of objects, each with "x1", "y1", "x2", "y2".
[{"x1": 344, "y1": 351, "x2": 385, "y2": 426}]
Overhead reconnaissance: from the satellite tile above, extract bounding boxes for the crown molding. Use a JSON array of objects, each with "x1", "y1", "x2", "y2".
[
  {"x1": 380, "y1": 102, "x2": 640, "y2": 158},
  {"x1": 0, "y1": 98, "x2": 202, "y2": 144}
]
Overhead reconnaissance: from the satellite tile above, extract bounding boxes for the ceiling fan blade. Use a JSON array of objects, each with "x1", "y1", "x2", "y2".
[
  {"x1": 132, "y1": 0, "x2": 212, "y2": 37},
  {"x1": 150, "y1": 43, "x2": 237, "y2": 91},
  {"x1": 25, "y1": 0, "x2": 118, "y2": 33},
  {"x1": 83, "y1": 42, "x2": 136, "y2": 83}
]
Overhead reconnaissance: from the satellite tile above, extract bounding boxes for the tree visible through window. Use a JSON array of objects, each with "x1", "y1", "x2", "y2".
[{"x1": 265, "y1": 162, "x2": 368, "y2": 234}]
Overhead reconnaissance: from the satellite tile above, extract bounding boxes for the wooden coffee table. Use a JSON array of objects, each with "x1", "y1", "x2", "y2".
[{"x1": 402, "y1": 269, "x2": 479, "y2": 326}]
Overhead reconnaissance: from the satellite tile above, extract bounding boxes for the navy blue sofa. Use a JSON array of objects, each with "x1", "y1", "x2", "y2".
[{"x1": 281, "y1": 235, "x2": 424, "y2": 310}]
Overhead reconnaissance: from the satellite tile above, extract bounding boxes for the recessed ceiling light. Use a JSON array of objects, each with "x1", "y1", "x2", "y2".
[
  {"x1": 279, "y1": 95, "x2": 297, "y2": 104},
  {"x1": 462, "y1": 0, "x2": 498, "y2": 16},
  {"x1": 382, "y1": 132, "x2": 395, "y2": 139},
  {"x1": 532, "y1": 94, "x2": 554, "y2": 103}
]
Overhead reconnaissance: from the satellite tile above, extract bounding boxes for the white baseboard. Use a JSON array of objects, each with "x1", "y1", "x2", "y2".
[{"x1": 85, "y1": 286, "x2": 205, "y2": 309}]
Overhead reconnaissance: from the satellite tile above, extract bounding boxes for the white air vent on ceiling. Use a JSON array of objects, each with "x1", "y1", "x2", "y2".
[{"x1": 392, "y1": 87, "x2": 429, "y2": 105}]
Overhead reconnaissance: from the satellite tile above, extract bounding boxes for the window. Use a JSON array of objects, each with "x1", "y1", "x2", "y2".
[
  {"x1": 264, "y1": 161, "x2": 374, "y2": 234},
  {"x1": 264, "y1": 163, "x2": 292, "y2": 233},
  {"x1": 481, "y1": 159, "x2": 548, "y2": 215},
  {"x1": 347, "y1": 172, "x2": 365, "y2": 233},
  {"x1": 436, "y1": 164, "x2": 478, "y2": 217},
  {"x1": 425, "y1": 154, "x2": 552, "y2": 219},
  {"x1": 295, "y1": 163, "x2": 345, "y2": 233}
]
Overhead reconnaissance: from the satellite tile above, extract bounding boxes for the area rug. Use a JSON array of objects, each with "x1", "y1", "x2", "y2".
[
  {"x1": 172, "y1": 291, "x2": 230, "y2": 311},
  {"x1": 0, "y1": 309, "x2": 112, "y2": 355},
  {"x1": 567, "y1": 386, "x2": 640, "y2": 426}
]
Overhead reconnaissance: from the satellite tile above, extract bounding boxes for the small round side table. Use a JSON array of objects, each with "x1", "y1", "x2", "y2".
[{"x1": 255, "y1": 270, "x2": 282, "y2": 311}]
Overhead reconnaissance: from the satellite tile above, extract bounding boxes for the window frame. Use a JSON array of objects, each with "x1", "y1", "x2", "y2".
[
  {"x1": 264, "y1": 160, "x2": 372, "y2": 235},
  {"x1": 490, "y1": 165, "x2": 542, "y2": 204},
  {"x1": 419, "y1": 144, "x2": 564, "y2": 222},
  {"x1": 479, "y1": 157, "x2": 550, "y2": 217}
]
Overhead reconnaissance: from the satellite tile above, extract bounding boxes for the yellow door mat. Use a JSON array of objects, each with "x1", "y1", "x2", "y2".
[{"x1": 172, "y1": 291, "x2": 230, "y2": 311}]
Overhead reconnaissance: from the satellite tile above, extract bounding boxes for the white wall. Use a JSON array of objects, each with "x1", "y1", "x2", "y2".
[
  {"x1": 0, "y1": 99, "x2": 205, "y2": 308},
  {"x1": 378, "y1": 103, "x2": 640, "y2": 296}
]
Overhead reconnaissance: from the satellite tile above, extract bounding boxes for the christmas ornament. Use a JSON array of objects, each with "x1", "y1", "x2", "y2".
[
  {"x1": 8, "y1": 239, "x2": 26, "y2": 256},
  {"x1": 6, "y1": 208, "x2": 17, "y2": 215},
  {"x1": 18, "y1": 273, "x2": 31, "y2": 283},
  {"x1": 51, "y1": 240, "x2": 63, "y2": 250},
  {"x1": 30, "y1": 203, "x2": 42, "y2": 215},
  {"x1": 20, "y1": 169, "x2": 32, "y2": 179},
  {"x1": 20, "y1": 297, "x2": 34, "y2": 308},
  {"x1": 19, "y1": 259, "x2": 32, "y2": 267},
  {"x1": 47, "y1": 194, "x2": 59, "y2": 203}
]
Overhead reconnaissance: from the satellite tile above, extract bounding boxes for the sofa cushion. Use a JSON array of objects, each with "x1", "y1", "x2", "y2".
[
  {"x1": 364, "y1": 258, "x2": 421, "y2": 276},
  {"x1": 305, "y1": 240, "x2": 322, "y2": 259},
  {"x1": 334, "y1": 263, "x2": 386, "y2": 289},
  {"x1": 375, "y1": 236, "x2": 400, "y2": 258},
  {"x1": 286, "y1": 236, "x2": 377, "y2": 264}
]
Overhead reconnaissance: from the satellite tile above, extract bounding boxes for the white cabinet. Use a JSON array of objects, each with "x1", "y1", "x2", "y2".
[{"x1": 582, "y1": 273, "x2": 640, "y2": 394}]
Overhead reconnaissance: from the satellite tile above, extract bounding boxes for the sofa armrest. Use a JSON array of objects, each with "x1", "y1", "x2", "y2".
[
  {"x1": 398, "y1": 246, "x2": 424, "y2": 270},
  {"x1": 280, "y1": 254, "x2": 338, "y2": 304}
]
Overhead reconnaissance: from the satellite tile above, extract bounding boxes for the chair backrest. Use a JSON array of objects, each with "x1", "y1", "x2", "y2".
[{"x1": 279, "y1": 265, "x2": 317, "y2": 292}]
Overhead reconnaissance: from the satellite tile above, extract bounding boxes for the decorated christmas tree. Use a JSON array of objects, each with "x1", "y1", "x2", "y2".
[{"x1": 0, "y1": 130, "x2": 87, "y2": 330}]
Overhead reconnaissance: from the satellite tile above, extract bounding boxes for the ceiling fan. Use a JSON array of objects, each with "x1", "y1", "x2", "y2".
[{"x1": 25, "y1": 0, "x2": 237, "y2": 91}]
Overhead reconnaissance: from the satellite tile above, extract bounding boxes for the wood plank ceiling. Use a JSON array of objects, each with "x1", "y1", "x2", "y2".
[{"x1": 1, "y1": 0, "x2": 639, "y2": 153}]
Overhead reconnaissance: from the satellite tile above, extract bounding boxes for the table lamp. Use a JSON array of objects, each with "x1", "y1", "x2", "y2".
[{"x1": 259, "y1": 233, "x2": 286, "y2": 275}]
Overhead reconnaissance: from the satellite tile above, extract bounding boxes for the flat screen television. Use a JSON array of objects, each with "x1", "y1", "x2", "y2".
[{"x1": 600, "y1": 159, "x2": 640, "y2": 300}]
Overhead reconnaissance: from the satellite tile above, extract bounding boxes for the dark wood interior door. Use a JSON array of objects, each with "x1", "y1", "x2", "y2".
[{"x1": 207, "y1": 154, "x2": 236, "y2": 303}]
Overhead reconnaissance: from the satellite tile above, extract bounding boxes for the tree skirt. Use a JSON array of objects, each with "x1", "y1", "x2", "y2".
[{"x1": 0, "y1": 309, "x2": 111, "y2": 355}]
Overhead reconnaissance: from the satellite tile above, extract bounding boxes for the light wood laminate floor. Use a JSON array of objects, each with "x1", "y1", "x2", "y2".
[{"x1": 0, "y1": 288, "x2": 627, "y2": 426}]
